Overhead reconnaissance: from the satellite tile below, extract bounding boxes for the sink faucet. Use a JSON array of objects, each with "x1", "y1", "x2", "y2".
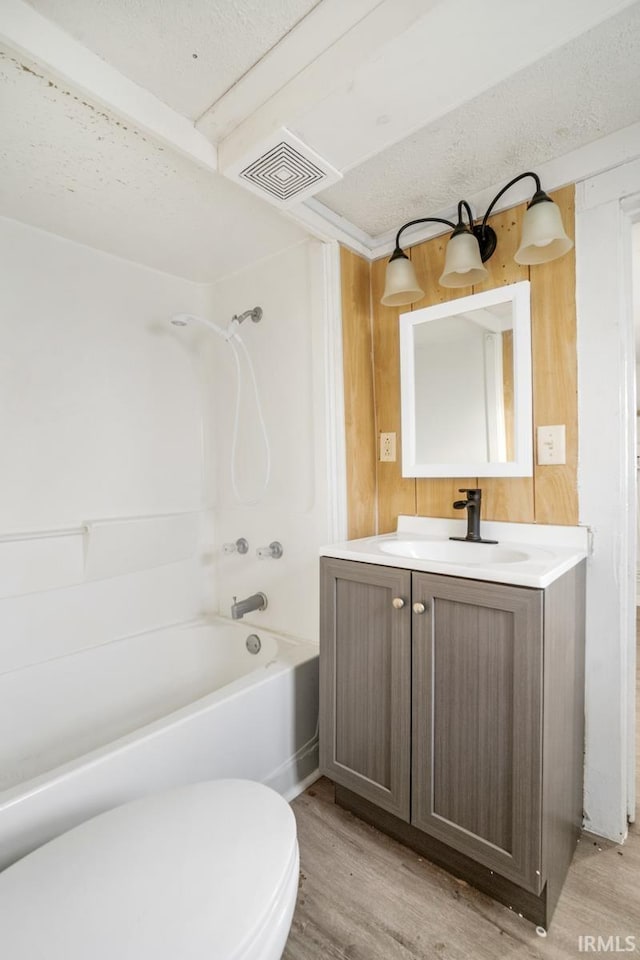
[
  {"x1": 450, "y1": 489, "x2": 498, "y2": 544},
  {"x1": 231, "y1": 592, "x2": 268, "y2": 620}
]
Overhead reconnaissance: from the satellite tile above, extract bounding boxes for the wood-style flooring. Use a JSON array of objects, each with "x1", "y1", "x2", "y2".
[{"x1": 283, "y1": 639, "x2": 640, "y2": 958}]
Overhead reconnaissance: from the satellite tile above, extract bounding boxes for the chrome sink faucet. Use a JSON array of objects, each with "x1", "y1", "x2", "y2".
[
  {"x1": 450, "y1": 488, "x2": 498, "y2": 544},
  {"x1": 231, "y1": 592, "x2": 267, "y2": 620}
]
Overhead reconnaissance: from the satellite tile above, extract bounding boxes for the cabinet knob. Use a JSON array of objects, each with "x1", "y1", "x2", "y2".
[
  {"x1": 413, "y1": 601, "x2": 427, "y2": 614},
  {"x1": 392, "y1": 597, "x2": 405, "y2": 609}
]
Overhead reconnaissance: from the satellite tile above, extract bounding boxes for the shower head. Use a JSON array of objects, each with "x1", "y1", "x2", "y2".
[{"x1": 170, "y1": 313, "x2": 231, "y2": 340}]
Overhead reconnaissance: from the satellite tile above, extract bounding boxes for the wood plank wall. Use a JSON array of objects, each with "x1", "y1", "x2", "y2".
[
  {"x1": 340, "y1": 246, "x2": 377, "y2": 539},
  {"x1": 340, "y1": 185, "x2": 578, "y2": 536}
]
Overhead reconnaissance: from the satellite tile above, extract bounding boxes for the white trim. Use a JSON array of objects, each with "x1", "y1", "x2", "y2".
[
  {"x1": 322, "y1": 242, "x2": 348, "y2": 543},
  {"x1": 583, "y1": 154, "x2": 640, "y2": 209},
  {"x1": 296, "y1": 198, "x2": 374, "y2": 258},
  {"x1": 195, "y1": 0, "x2": 384, "y2": 140},
  {"x1": 620, "y1": 195, "x2": 640, "y2": 825},
  {"x1": 575, "y1": 165, "x2": 639, "y2": 839},
  {"x1": 216, "y1": 0, "x2": 432, "y2": 176},
  {"x1": 0, "y1": 0, "x2": 217, "y2": 173}
]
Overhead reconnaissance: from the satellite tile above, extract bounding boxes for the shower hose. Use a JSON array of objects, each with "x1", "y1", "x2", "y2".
[{"x1": 228, "y1": 333, "x2": 271, "y2": 505}]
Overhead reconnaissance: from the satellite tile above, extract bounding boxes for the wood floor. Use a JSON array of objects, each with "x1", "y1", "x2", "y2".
[{"x1": 283, "y1": 641, "x2": 640, "y2": 958}]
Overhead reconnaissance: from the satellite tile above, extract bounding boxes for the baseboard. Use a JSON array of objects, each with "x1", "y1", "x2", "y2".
[
  {"x1": 282, "y1": 768, "x2": 321, "y2": 803},
  {"x1": 265, "y1": 741, "x2": 319, "y2": 802}
]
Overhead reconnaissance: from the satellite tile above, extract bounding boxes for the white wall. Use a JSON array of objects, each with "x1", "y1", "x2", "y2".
[
  {"x1": 0, "y1": 219, "x2": 334, "y2": 687},
  {"x1": 202, "y1": 240, "x2": 333, "y2": 642},
  {"x1": 0, "y1": 216, "x2": 211, "y2": 675}
]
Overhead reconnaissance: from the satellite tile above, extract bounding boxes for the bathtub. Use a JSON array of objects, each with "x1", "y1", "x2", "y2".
[{"x1": 0, "y1": 618, "x2": 319, "y2": 870}]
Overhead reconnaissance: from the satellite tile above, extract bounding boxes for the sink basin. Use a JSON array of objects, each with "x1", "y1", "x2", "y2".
[
  {"x1": 378, "y1": 540, "x2": 530, "y2": 565},
  {"x1": 321, "y1": 517, "x2": 589, "y2": 588}
]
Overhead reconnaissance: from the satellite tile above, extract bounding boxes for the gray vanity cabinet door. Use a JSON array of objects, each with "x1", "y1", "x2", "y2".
[
  {"x1": 320, "y1": 558, "x2": 411, "y2": 821},
  {"x1": 411, "y1": 572, "x2": 544, "y2": 893}
]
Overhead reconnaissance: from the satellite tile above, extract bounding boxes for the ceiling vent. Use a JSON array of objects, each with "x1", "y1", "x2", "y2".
[{"x1": 224, "y1": 129, "x2": 341, "y2": 208}]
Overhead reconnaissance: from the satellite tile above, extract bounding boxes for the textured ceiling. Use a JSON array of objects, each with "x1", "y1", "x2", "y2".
[
  {"x1": 317, "y1": 2, "x2": 640, "y2": 237},
  {"x1": 289, "y1": 0, "x2": 636, "y2": 173},
  {"x1": 4, "y1": 0, "x2": 640, "y2": 280},
  {"x1": 0, "y1": 49, "x2": 307, "y2": 281},
  {"x1": 25, "y1": 0, "x2": 320, "y2": 119}
]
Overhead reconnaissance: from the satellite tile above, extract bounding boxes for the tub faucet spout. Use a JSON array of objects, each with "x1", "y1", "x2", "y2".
[{"x1": 231, "y1": 592, "x2": 267, "y2": 620}]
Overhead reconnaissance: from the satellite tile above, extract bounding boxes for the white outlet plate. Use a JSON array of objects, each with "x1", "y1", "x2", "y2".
[
  {"x1": 537, "y1": 425, "x2": 566, "y2": 465},
  {"x1": 380, "y1": 432, "x2": 397, "y2": 462}
]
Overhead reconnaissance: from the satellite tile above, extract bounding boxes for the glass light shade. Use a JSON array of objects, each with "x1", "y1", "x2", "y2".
[
  {"x1": 514, "y1": 199, "x2": 573, "y2": 264},
  {"x1": 381, "y1": 252, "x2": 424, "y2": 306},
  {"x1": 439, "y1": 230, "x2": 489, "y2": 288}
]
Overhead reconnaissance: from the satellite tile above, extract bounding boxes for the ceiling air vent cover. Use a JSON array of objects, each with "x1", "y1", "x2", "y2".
[
  {"x1": 240, "y1": 141, "x2": 324, "y2": 201},
  {"x1": 225, "y1": 129, "x2": 341, "y2": 208}
]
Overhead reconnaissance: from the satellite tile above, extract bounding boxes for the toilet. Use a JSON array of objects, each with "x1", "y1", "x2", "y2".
[{"x1": 0, "y1": 779, "x2": 299, "y2": 959}]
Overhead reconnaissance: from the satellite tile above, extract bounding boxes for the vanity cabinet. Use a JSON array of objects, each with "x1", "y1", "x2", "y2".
[{"x1": 319, "y1": 556, "x2": 585, "y2": 927}]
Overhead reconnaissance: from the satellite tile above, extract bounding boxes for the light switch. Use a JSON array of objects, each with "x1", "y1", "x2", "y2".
[{"x1": 537, "y1": 425, "x2": 566, "y2": 465}]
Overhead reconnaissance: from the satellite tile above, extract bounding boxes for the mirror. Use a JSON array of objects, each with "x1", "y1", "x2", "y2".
[{"x1": 399, "y1": 280, "x2": 532, "y2": 477}]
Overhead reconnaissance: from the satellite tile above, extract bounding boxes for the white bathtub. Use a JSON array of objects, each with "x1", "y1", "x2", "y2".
[{"x1": 0, "y1": 618, "x2": 319, "y2": 870}]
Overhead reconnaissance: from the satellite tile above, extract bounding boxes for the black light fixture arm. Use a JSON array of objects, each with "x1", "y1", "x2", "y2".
[
  {"x1": 457, "y1": 200, "x2": 474, "y2": 230},
  {"x1": 480, "y1": 171, "x2": 543, "y2": 230},
  {"x1": 393, "y1": 216, "x2": 457, "y2": 256}
]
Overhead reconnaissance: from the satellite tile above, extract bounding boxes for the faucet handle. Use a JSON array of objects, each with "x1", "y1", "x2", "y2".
[
  {"x1": 454, "y1": 488, "x2": 481, "y2": 507},
  {"x1": 222, "y1": 538, "x2": 249, "y2": 555},
  {"x1": 256, "y1": 541, "x2": 283, "y2": 559}
]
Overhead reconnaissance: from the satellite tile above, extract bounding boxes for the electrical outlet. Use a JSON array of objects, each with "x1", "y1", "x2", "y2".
[
  {"x1": 380, "y1": 432, "x2": 396, "y2": 462},
  {"x1": 537, "y1": 425, "x2": 566, "y2": 465}
]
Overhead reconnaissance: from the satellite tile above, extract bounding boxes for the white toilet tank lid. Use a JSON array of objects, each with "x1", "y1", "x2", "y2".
[{"x1": 0, "y1": 779, "x2": 298, "y2": 960}]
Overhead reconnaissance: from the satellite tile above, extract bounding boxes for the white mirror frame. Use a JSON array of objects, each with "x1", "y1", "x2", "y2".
[{"x1": 399, "y1": 280, "x2": 533, "y2": 478}]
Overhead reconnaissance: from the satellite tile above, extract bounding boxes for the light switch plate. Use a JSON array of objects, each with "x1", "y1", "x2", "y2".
[{"x1": 537, "y1": 425, "x2": 566, "y2": 465}]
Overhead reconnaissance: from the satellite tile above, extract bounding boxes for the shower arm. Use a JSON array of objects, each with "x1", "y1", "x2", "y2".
[{"x1": 232, "y1": 307, "x2": 263, "y2": 325}]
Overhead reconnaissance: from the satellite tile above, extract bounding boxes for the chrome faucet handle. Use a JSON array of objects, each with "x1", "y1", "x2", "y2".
[
  {"x1": 222, "y1": 538, "x2": 249, "y2": 555},
  {"x1": 256, "y1": 541, "x2": 283, "y2": 559}
]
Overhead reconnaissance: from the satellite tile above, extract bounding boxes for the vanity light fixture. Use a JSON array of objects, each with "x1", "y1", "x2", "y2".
[{"x1": 381, "y1": 172, "x2": 573, "y2": 307}]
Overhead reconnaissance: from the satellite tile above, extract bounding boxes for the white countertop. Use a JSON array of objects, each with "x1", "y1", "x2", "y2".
[{"x1": 320, "y1": 516, "x2": 589, "y2": 589}]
